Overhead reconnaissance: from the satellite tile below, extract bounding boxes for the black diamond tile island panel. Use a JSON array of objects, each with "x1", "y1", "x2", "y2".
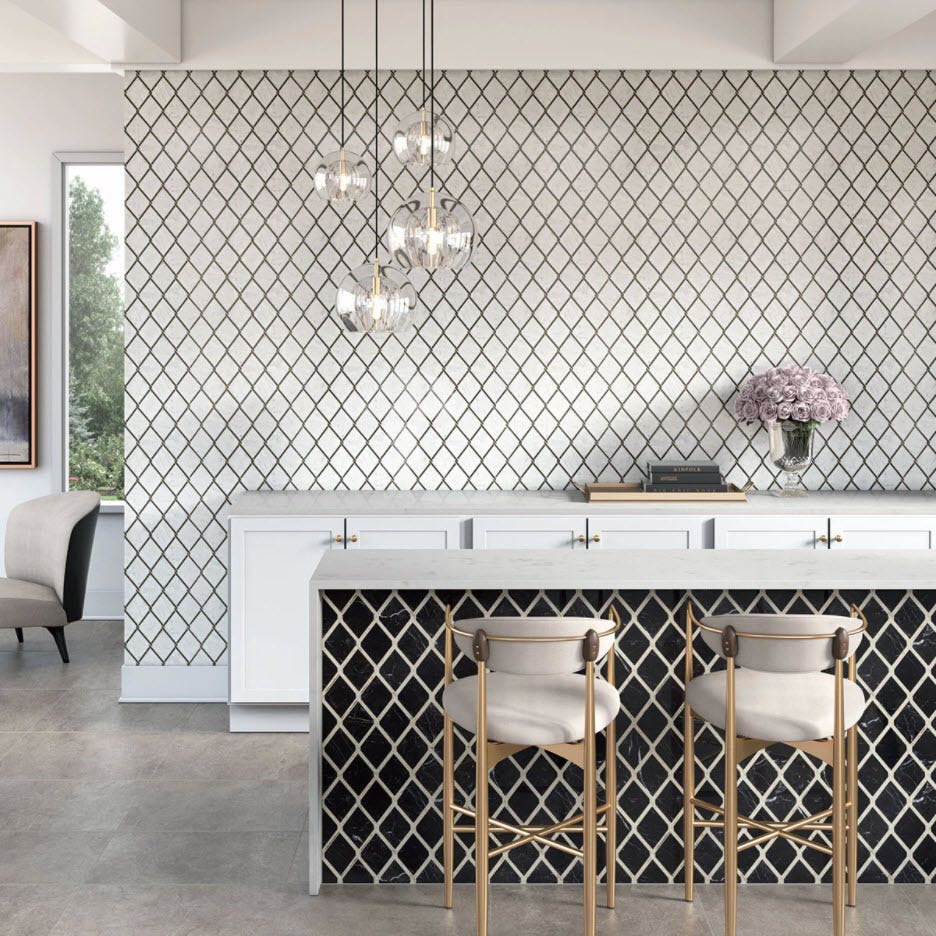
[
  {"x1": 124, "y1": 69, "x2": 936, "y2": 667},
  {"x1": 321, "y1": 589, "x2": 934, "y2": 884}
]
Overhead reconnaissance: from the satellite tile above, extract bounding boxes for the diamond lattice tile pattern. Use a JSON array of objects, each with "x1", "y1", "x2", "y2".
[
  {"x1": 123, "y1": 68, "x2": 936, "y2": 666},
  {"x1": 321, "y1": 588, "x2": 935, "y2": 884}
]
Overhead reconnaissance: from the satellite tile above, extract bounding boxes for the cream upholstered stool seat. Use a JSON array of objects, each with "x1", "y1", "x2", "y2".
[
  {"x1": 442, "y1": 673, "x2": 620, "y2": 746},
  {"x1": 682, "y1": 606, "x2": 868, "y2": 936},
  {"x1": 441, "y1": 609, "x2": 622, "y2": 936},
  {"x1": 686, "y1": 670, "x2": 865, "y2": 742}
]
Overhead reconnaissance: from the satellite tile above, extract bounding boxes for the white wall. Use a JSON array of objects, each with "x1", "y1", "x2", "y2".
[{"x1": 0, "y1": 72, "x2": 125, "y2": 618}]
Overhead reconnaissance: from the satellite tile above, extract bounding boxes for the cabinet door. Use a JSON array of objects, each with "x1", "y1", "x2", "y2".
[
  {"x1": 587, "y1": 516, "x2": 706, "y2": 549},
  {"x1": 829, "y1": 515, "x2": 936, "y2": 550},
  {"x1": 713, "y1": 516, "x2": 828, "y2": 550},
  {"x1": 345, "y1": 515, "x2": 463, "y2": 549},
  {"x1": 229, "y1": 516, "x2": 342, "y2": 704},
  {"x1": 472, "y1": 516, "x2": 587, "y2": 550}
]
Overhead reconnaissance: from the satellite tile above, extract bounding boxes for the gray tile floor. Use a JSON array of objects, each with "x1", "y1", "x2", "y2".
[{"x1": 0, "y1": 621, "x2": 932, "y2": 936}]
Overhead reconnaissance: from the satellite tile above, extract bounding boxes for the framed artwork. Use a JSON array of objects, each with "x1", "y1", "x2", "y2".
[{"x1": 0, "y1": 222, "x2": 37, "y2": 469}]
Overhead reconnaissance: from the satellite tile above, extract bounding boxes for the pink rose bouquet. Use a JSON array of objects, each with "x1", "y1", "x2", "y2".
[{"x1": 734, "y1": 365, "x2": 849, "y2": 429}]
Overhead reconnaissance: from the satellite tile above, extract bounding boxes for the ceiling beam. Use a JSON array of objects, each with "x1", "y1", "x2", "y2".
[
  {"x1": 7, "y1": 0, "x2": 180, "y2": 64},
  {"x1": 773, "y1": 0, "x2": 936, "y2": 63}
]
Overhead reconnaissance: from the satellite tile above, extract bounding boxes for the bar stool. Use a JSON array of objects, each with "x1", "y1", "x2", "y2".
[
  {"x1": 440, "y1": 606, "x2": 623, "y2": 936},
  {"x1": 682, "y1": 604, "x2": 868, "y2": 936}
]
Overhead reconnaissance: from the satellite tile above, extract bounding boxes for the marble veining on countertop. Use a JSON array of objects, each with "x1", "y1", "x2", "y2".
[
  {"x1": 230, "y1": 489, "x2": 936, "y2": 517},
  {"x1": 309, "y1": 548, "x2": 936, "y2": 591}
]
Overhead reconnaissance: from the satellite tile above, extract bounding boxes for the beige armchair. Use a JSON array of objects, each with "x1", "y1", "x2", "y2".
[{"x1": 1, "y1": 492, "x2": 101, "y2": 662}]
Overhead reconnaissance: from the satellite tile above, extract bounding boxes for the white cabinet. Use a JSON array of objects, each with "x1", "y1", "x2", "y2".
[
  {"x1": 229, "y1": 516, "x2": 341, "y2": 705},
  {"x1": 472, "y1": 515, "x2": 587, "y2": 550},
  {"x1": 587, "y1": 516, "x2": 707, "y2": 549},
  {"x1": 229, "y1": 495, "x2": 936, "y2": 731},
  {"x1": 714, "y1": 516, "x2": 827, "y2": 550},
  {"x1": 345, "y1": 515, "x2": 463, "y2": 549},
  {"x1": 829, "y1": 515, "x2": 936, "y2": 550},
  {"x1": 229, "y1": 514, "x2": 463, "y2": 718}
]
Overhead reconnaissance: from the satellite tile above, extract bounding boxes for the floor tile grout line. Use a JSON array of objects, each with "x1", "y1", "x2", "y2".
[{"x1": 26, "y1": 881, "x2": 82, "y2": 936}]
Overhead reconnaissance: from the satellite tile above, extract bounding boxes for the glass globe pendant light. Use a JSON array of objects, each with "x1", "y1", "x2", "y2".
[
  {"x1": 314, "y1": 148, "x2": 369, "y2": 202},
  {"x1": 392, "y1": 0, "x2": 454, "y2": 167},
  {"x1": 314, "y1": 0, "x2": 370, "y2": 203},
  {"x1": 336, "y1": 0, "x2": 417, "y2": 333},
  {"x1": 389, "y1": 187, "x2": 474, "y2": 271},
  {"x1": 388, "y1": 0, "x2": 474, "y2": 271},
  {"x1": 392, "y1": 108, "x2": 454, "y2": 167},
  {"x1": 336, "y1": 258, "x2": 417, "y2": 332}
]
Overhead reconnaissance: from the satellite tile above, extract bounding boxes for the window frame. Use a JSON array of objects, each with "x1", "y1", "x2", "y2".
[{"x1": 54, "y1": 151, "x2": 126, "y2": 514}]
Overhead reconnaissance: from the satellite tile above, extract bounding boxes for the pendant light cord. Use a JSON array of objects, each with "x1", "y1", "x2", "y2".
[
  {"x1": 374, "y1": 0, "x2": 379, "y2": 257},
  {"x1": 340, "y1": 0, "x2": 345, "y2": 147},
  {"x1": 430, "y1": 0, "x2": 435, "y2": 188},
  {"x1": 421, "y1": 0, "x2": 426, "y2": 109}
]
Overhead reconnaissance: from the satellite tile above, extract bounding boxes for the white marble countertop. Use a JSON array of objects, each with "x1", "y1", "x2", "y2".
[
  {"x1": 310, "y1": 548, "x2": 936, "y2": 590},
  {"x1": 230, "y1": 489, "x2": 936, "y2": 517}
]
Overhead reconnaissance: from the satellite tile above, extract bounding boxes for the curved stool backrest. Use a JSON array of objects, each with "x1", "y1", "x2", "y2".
[
  {"x1": 696, "y1": 608, "x2": 866, "y2": 674},
  {"x1": 451, "y1": 614, "x2": 618, "y2": 675}
]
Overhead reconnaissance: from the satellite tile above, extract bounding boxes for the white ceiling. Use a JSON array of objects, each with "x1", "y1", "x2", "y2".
[
  {"x1": 1, "y1": 0, "x2": 936, "y2": 71},
  {"x1": 0, "y1": 0, "x2": 103, "y2": 66}
]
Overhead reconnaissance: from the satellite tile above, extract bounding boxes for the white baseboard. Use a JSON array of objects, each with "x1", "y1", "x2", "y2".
[
  {"x1": 229, "y1": 704, "x2": 309, "y2": 732},
  {"x1": 120, "y1": 664, "x2": 228, "y2": 702},
  {"x1": 84, "y1": 588, "x2": 123, "y2": 619}
]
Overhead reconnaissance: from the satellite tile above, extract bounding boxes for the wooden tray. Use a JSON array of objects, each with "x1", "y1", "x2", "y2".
[{"x1": 574, "y1": 481, "x2": 751, "y2": 503}]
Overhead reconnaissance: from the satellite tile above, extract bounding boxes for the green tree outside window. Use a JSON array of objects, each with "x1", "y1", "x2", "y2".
[{"x1": 67, "y1": 176, "x2": 124, "y2": 500}]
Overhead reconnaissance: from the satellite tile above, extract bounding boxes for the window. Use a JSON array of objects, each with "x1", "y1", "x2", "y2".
[{"x1": 63, "y1": 159, "x2": 125, "y2": 502}]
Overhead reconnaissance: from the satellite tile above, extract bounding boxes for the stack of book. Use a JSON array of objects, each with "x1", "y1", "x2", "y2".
[{"x1": 643, "y1": 461, "x2": 728, "y2": 493}]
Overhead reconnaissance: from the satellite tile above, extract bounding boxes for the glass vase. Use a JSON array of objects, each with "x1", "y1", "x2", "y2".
[{"x1": 768, "y1": 420, "x2": 815, "y2": 497}]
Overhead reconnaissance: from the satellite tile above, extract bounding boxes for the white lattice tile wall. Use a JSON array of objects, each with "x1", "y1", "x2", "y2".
[{"x1": 124, "y1": 69, "x2": 936, "y2": 668}]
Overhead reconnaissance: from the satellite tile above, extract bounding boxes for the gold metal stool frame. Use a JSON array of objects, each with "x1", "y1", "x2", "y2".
[
  {"x1": 683, "y1": 603, "x2": 868, "y2": 936},
  {"x1": 442, "y1": 606, "x2": 623, "y2": 936}
]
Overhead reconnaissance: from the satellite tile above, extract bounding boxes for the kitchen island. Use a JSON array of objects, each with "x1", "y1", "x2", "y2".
[{"x1": 307, "y1": 547, "x2": 935, "y2": 894}]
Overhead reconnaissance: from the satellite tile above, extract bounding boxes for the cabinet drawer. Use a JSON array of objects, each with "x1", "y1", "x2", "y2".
[
  {"x1": 713, "y1": 516, "x2": 827, "y2": 550},
  {"x1": 472, "y1": 516, "x2": 587, "y2": 550},
  {"x1": 830, "y1": 516, "x2": 936, "y2": 550},
  {"x1": 345, "y1": 515, "x2": 463, "y2": 549},
  {"x1": 587, "y1": 517, "x2": 707, "y2": 549}
]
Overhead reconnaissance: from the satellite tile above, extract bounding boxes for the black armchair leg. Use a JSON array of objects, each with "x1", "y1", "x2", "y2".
[
  {"x1": 14, "y1": 628, "x2": 24, "y2": 643},
  {"x1": 47, "y1": 627, "x2": 69, "y2": 663}
]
